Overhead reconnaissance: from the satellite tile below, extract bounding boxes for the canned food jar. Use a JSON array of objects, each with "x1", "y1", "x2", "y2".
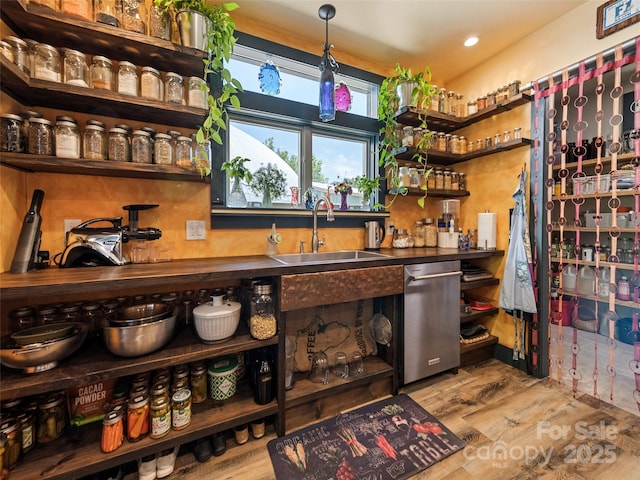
[
  {"x1": 63, "y1": 48, "x2": 89, "y2": 87},
  {"x1": 190, "y1": 363, "x2": 207, "y2": 404},
  {"x1": 83, "y1": 124, "x2": 107, "y2": 160},
  {"x1": 0, "y1": 419, "x2": 21, "y2": 470},
  {"x1": 95, "y1": 0, "x2": 121, "y2": 27},
  {"x1": 127, "y1": 393, "x2": 150, "y2": 442},
  {"x1": 150, "y1": 381, "x2": 170, "y2": 403},
  {"x1": 208, "y1": 355, "x2": 238, "y2": 400},
  {"x1": 154, "y1": 133, "x2": 172, "y2": 165},
  {"x1": 101, "y1": 409, "x2": 124, "y2": 453},
  {"x1": 250, "y1": 282, "x2": 277, "y2": 340},
  {"x1": 121, "y1": 0, "x2": 147, "y2": 34},
  {"x1": 188, "y1": 76, "x2": 207, "y2": 109},
  {"x1": 1, "y1": 113, "x2": 24, "y2": 153},
  {"x1": 171, "y1": 389, "x2": 192, "y2": 430},
  {"x1": 131, "y1": 130, "x2": 152, "y2": 163},
  {"x1": 34, "y1": 43, "x2": 61, "y2": 82},
  {"x1": 28, "y1": 117, "x2": 54, "y2": 155},
  {"x1": 108, "y1": 127, "x2": 130, "y2": 162},
  {"x1": 4, "y1": 36, "x2": 30, "y2": 75},
  {"x1": 149, "y1": 397, "x2": 171, "y2": 439},
  {"x1": 140, "y1": 66, "x2": 162, "y2": 100},
  {"x1": 165, "y1": 72, "x2": 184, "y2": 104},
  {"x1": 37, "y1": 394, "x2": 66, "y2": 443},
  {"x1": 91, "y1": 56, "x2": 114, "y2": 90},
  {"x1": 55, "y1": 120, "x2": 80, "y2": 158},
  {"x1": 60, "y1": 0, "x2": 93, "y2": 21},
  {"x1": 175, "y1": 136, "x2": 192, "y2": 167},
  {"x1": 117, "y1": 61, "x2": 138, "y2": 96}
]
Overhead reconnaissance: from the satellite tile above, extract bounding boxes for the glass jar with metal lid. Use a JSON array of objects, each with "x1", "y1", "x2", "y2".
[
  {"x1": 108, "y1": 127, "x2": 130, "y2": 162},
  {"x1": 17, "y1": 409, "x2": 35, "y2": 454},
  {"x1": 175, "y1": 136, "x2": 193, "y2": 167},
  {"x1": 424, "y1": 218, "x2": 438, "y2": 247},
  {"x1": 477, "y1": 95, "x2": 487, "y2": 111},
  {"x1": 94, "y1": 0, "x2": 121, "y2": 27},
  {"x1": 140, "y1": 66, "x2": 162, "y2": 100},
  {"x1": 154, "y1": 133, "x2": 173, "y2": 165},
  {"x1": 392, "y1": 228, "x2": 411, "y2": 248},
  {"x1": 121, "y1": 0, "x2": 147, "y2": 34},
  {"x1": 449, "y1": 134, "x2": 460, "y2": 154},
  {"x1": 100, "y1": 409, "x2": 124, "y2": 453},
  {"x1": 165, "y1": 72, "x2": 184, "y2": 104},
  {"x1": 28, "y1": 117, "x2": 54, "y2": 155},
  {"x1": 250, "y1": 282, "x2": 277, "y2": 340},
  {"x1": 412, "y1": 221, "x2": 425, "y2": 247},
  {"x1": 451, "y1": 171, "x2": 459, "y2": 190},
  {"x1": 1, "y1": 113, "x2": 24, "y2": 153},
  {"x1": 171, "y1": 389, "x2": 192, "y2": 430},
  {"x1": 443, "y1": 168, "x2": 452, "y2": 190},
  {"x1": 467, "y1": 100, "x2": 477, "y2": 115},
  {"x1": 0, "y1": 40, "x2": 13, "y2": 62},
  {"x1": 426, "y1": 169, "x2": 436, "y2": 190},
  {"x1": 91, "y1": 56, "x2": 114, "y2": 90},
  {"x1": 55, "y1": 120, "x2": 80, "y2": 158},
  {"x1": 0, "y1": 418, "x2": 21, "y2": 470},
  {"x1": 190, "y1": 363, "x2": 207, "y2": 404},
  {"x1": 117, "y1": 61, "x2": 138, "y2": 96},
  {"x1": 435, "y1": 132, "x2": 446, "y2": 151},
  {"x1": 131, "y1": 130, "x2": 152, "y2": 163},
  {"x1": 149, "y1": 396, "x2": 171, "y2": 439},
  {"x1": 458, "y1": 136, "x2": 467, "y2": 155},
  {"x1": 127, "y1": 393, "x2": 150, "y2": 442},
  {"x1": 434, "y1": 167, "x2": 444, "y2": 190},
  {"x1": 63, "y1": 48, "x2": 89, "y2": 87},
  {"x1": 83, "y1": 124, "x2": 106, "y2": 160},
  {"x1": 458, "y1": 172, "x2": 466, "y2": 190},
  {"x1": 188, "y1": 76, "x2": 207, "y2": 109},
  {"x1": 487, "y1": 91, "x2": 497, "y2": 107},
  {"x1": 444, "y1": 133, "x2": 452, "y2": 152},
  {"x1": 447, "y1": 90, "x2": 456, "y2": 115},
  {"x1": 455, "y1": 93, "x2": 465, "y2": 117},
  {"x1": 508, "y1": 80, "x2": 521, "y2": 97},
  {"x1": 150, "y1": 381, "x2": 170, "y2": 404},
  {"x1": 34, "y1": 43, "x2": 60, "y2": 82},
  {"x1": 37, "y1": 394, "x2": 66, "y2": 443},
  {"x1": 9, "y1": 306, "x2": 36, "y2": 331},
  {"x1": 4, "y1": 36, "x2": 30, "y2": 75}
]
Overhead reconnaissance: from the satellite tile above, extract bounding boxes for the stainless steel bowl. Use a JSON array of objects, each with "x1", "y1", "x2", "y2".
[
  {"x1": 0, "y1": 322, "x2": 88, "y2": 373},
  {"x1": 108, "y1": 303, "x2": 173, "y2": 327},
  {"x1": 102, "y1": 314, "x2": 176, "y2": 357}
]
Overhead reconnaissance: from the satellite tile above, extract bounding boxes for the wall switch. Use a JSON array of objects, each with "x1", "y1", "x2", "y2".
[
  {"x1": 64, "y1": 219, "x2": 82, "y2": 234},
  {"x1": 186, "y1": 220, "x2": 206, "y2": 240}
]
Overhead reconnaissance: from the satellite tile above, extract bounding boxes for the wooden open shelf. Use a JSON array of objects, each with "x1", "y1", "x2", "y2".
[
  {"x1": 460, "y1": 306, "x2": 500, "y2": 323},
  {"x1": 460, "y1": 277, "x2": 500, "y2": 291}
]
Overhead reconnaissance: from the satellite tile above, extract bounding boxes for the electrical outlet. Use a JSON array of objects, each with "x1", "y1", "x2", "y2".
[
  {"x1": 186, "y1": 220, "x2": 206, "y2": 240},
  {"x1": 64, "y1": 219, "x2": 82, "y2": 234},
  {"x1": 386, "y1": 221, "x2": 395, "y2": 237}
]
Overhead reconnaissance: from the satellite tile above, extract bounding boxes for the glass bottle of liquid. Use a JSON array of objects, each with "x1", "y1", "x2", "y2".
[{"x1": 254, "y1": 354, "x2": 273, "y2": 405}]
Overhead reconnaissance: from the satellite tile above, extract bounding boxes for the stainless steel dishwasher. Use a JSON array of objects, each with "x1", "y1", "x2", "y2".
[{"x1": 402, "y1": 261, "x2": 461, "y2": 384}]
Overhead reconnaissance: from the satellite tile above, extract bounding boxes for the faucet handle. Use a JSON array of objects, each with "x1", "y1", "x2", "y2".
[
  {"x1": 299, "y1": 240, "x2": 305, "y2": 253},
  {"x1": 318, "y1": 234, "x2": 326, "y2": 249}
]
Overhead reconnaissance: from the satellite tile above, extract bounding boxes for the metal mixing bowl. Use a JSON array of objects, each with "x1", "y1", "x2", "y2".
[
  {"x1": 102, "y1": 314, "x2": 176, "y2": 357},
  {"x1": 108, "y1": 303, "x2": 173, "y2": 327},
  {"x1": 0, "y1": 322, "x2": 88, "y2": 373}
]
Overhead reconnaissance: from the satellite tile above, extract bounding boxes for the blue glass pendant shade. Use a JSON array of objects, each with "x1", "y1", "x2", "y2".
[{"x1": 319, "y1": 66, "x2": 335, "y2": 122}]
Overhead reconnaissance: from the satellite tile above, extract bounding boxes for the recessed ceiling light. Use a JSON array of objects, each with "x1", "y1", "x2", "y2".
[{"x1": 464, "y1": 36, "x2": 479, "y2": 47}]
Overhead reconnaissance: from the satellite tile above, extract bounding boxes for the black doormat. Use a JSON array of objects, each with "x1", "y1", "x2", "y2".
[{"x1": 268, "y1": 394, "x2": 464, "y2": 479}]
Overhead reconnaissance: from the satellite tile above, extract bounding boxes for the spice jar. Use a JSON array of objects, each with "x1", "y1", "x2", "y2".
[
  {"x1": 1, "y1": 113, "x2": 24, "y2": 153},
  {"x1": 458, "y1": 172, "x2": 466, "y2": 190},
  {"x1": 467, "y1": 100, "x2": 477, "y2": 115},
  {"x1": 171, "y1": 389, "x2": 192, "y2": 430},
  {"x1": 508, "y1": 80, "x2": 521, "y2": 97},
  {"x1": 108, "y1": 127, "x2": 130, "y2": 162},
  {"x1": 190, "y1": 363, "x2": 207, "y2": 404},
  {"x1": 250, "y1": 282, "x2": 277, "y2": 340},
  {"x1": 63, "y1": 48, "x2": 89, "y2": 87},
  {"x1": 127, "y1": 393, "x2": 150, "y2": 442},
  {"x1": 101, "y1": 409, "x2": 124, "y2": 453},
  {"x1": 140, "y1": 66, "x2": 162, "y2": 100},
  {"x1": 149, "y1": 4, "x2": 172, "y2": 40},
  {"x1": 188, "y1": 76, "x2": 207, "y2": 109},
  {"x1": 434, "y1": 167, "x2": 444, "y2": 190},
  {"x1": 28, "y1": 117, "x2": 54, "y2": 155},
  {"x1": 60, "y1": 0, "x2": 93, "y2": 21},
  {"x1": 117, "y1": 61, "x2": 138, "y2": 96},
  {"x1": 424, "y1": 218, "x2": 438, "y2": 247},
  {"x1": 0, "y1": 418, "x2": 21, "y2": 470},
  {"x1": 487, "y1": 91, "x2": 497, "y2": 107},
  {"x1": 121, "y1": 0, "x2": 147, "y2": 34},
  {"x1": 83, "y1": 124, "x2": 107, "y2": 160},
  {"x1": 435, "y1": 132, "x2": 446, "y2": 151},
  {"x1": 4, "y1": 36, "x2": 30, "y2": 75},
  {"x1": 91, "y1": 56, "x2": 114, "y2": 90},
  {"x1": 34, "y1": 43, "x2": 61, "y2": 82},
  {"x1": 94, "y1": 0, "x2": 121, "y2": 27},
  {"x1": 451, "y1": 171, "x2": 459, "y2": 190},
  {"x1": 131, "y1": 130, "x2": 152, "y2": 163},
  {"x1": 55, "y1": 120, "x2": 80, "y2": 158},
  {"x1": 447, "y1": 90, "x2": 456, "y2": 115},
  {"x1": 175, "y1": 136, "x2": 192, "y2": 167},
  {"x1": 149, "y1": 396, "x2": 171, "y2": 439},
  {"x1": 477, "y1": 96, "x2": 487, "y2": 111},
  {"x1": 165, "y1": 72, "x2": 184, "y2": 104},
  {"x1": 449, "y1": 134, "x2": 460, "y2": 154},
  {"x1": 37, "y1": 394, "x2": 66, "y2": 443},
  {"x1": 513, "y1": 127, "x2": 522, "y2": 139},
  {"x1": 455, "y1": 93, "x2": 465, "y2": 117}
]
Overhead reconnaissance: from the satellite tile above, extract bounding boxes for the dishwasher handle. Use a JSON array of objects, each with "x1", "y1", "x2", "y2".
[{"x1": 406, "y1": 271, "x2": 462, "y2": 282}]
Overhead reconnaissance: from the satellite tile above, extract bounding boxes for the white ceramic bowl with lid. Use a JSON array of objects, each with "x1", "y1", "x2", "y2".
[{"x1": 193, "y1": 295, "x2": 241, "y2": 344}]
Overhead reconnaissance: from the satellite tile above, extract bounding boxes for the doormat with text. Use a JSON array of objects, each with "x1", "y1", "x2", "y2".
[{"x1": 267, "y1": 394, "x2": 464, "y2": 480}]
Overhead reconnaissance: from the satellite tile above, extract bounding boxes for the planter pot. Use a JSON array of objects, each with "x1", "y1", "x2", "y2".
[
  {"x1": 176, "y1": 9, "x2": 212, "y2": 51},
  {"x1": 396, "y1": 81, "x2": 417, "y2": 109}
]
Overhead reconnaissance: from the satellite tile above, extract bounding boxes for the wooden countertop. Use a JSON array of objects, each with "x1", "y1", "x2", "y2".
[{"x1": 0, "y1": 248, "x2": 503, "y2": 300}]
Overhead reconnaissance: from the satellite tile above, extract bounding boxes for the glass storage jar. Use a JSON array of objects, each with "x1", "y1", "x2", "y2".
[
  {"x1": 153, "y1": 132, "x2": 173, "y2": 165},
  {"x1": 188, "y1": 76, "x2": 207, "y2": 109},
  {"x1": 34, "y1": 43, "x2": 60, "y2": 82},
  {"x1": 55, "y1": 120, "x2": 80, "y2": 158},
  {"x1": 443, "y1": 168, "x2": 452, "y2": 190},
  {"x1": 455, "y1": 93, "x2": 465, "y2": 117},
  {"x1": 101, "y1": 409, "x2": 124, "y2": 453},
  {"x1": 60, "y1": 0, "x2": 93, "y2": 21},
  {"x1": 392, "y1": 228, "x2": 411, "y2": 248},
  {"x1": 424, "y1": 218, "x2": 438, "y2": 247},
  {"x1": 413, "y1": 220, "x2": 426, "y2": 247},
  {"x1": 4, "y1": 36, "x2": 30, "y2": 75},
  {"x1": 140, "y1": 66, "x2": 162, "y2": 100},
  {"x1": 458, "y1": 136, "x2": 467, "y2": 154},
  {"x1": 108, "y1": 127, "x2": 130, "y2": 162},
  {"x1": 477, "y1": 96, "x2": 487, "y2": 111},
  {"x1": 449, "y1": 134, "x2": 460, "y2": 154},
  {"x1": 131, "y1": 130, "x2": 152, "y2": 163},
  {"x1": 17, "y1": 409, "x2": 35, "y2": 454},
  {"x1": 0, "y1": 40, "x2": 12, "y2": 62},
  {"x1": 190, "y1": 363, "x2": 207, "y2": 404},
  {"x1": 63, "y1": 48, "x2": 89, "y2": 87},
  {"x1": 37, "y1": 394, "x2": 66, "y2": 443},
  {"x1": 451, "y1": 171, "x2": 459, "y2": 190},
  {"x1": 467, "y1": 100, "x2": 477, "y2": 115},
  {"x1": 83, "y1": 124, "x2": 106, "y2": 160},
  {"x1": 117, "y1": 61, "x2": 138, "y2": 96},
  {"x1": 175, "y1": 136, "x2": 192, "y2": 167},
  {"x1": 149, "y1": 396, "x2": 170, "y2": 439},
  {"x1": 0, "y1": 418, "x2": 21, "y2": 470},
  {"x1": 435, "y1": 132, "x2": 446, "y2": 151},
  {"x1": 91, "y1": 56, "x2": 114, "y2": 90},
  {"x1": 149, "y1": 4, "x2": 172, "y2": 40},
  {"x1": 426, "y1": 169, "x2": 436, "y2": 190},
  {"x1": 165, "y1": 72, "x2": 184, "y2": 104},
  {"x1": 447, "y1": 90, "x2": 456, "y2": 115},
  {"x1": 250, "y1": 282, "x2": 276, "y2": 340},
  {"x1": 1, "y1": 113, "x2": 24, "y2": 153},
  {"x1": 94, "y1": 0, "x2": 121, "y2": 26},
  {"x1": 171, "y1": 389, "x2": 192, "y2": 430},
  {"x1": 434, "y1": 167, "x2": 444, "y2": 190},
  {"x1": 127, "y1": 393, "x2": 150, "y2": 442},
  {"x1": 458, "y1": 172, "x2": 466, "y2": 190},
  {"x1": 508, "y1": 80, "x2": 521, "y2": 97},
  {"x1": 121, "y1": 0, "x2": 147, "y2": 34},
  {"x1": 487, "y1": 91, "x2": 497, "y2": 107},
  {"x1": 513, "y1": 127, "x2": 522, "y2": 139},
  {"x1": 28, "y1": 117, "x2": 54, "y2": 155}
]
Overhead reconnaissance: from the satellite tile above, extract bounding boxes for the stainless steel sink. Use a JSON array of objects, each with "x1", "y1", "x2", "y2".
[{"x1": 271, "y1": 250, "x2": 390, "y2": 265}]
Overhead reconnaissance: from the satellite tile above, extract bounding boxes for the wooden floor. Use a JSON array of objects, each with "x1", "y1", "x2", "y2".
[{"x1": 121, "y1": 359, "x2": 640, "y2": 479}]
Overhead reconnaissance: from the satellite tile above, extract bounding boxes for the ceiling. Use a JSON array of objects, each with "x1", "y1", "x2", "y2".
[{"x1": 233, "y1": 0, "x2": 589, "y2": 83}]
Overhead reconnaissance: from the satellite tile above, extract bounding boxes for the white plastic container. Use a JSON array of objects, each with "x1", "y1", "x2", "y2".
[
  {"x1": 577, "y1": 266, "x2": 595, "y2": 295},
  {"x1": 192, "y1": 294, "x2": 240, "y2": 344},
  {"x1": 562, "y1": 264, "x2": 577, "y2": 291}
]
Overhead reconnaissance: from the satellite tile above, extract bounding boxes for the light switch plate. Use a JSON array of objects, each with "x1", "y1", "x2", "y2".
[{"x1": 186, "y1": 220, "x2": 206, "y2": 240}]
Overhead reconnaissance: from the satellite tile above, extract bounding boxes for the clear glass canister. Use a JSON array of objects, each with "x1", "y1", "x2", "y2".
[
  {"x1": 443, "y1": 168, "x2": 452, "y2": 189},
  {"x1": 131, "y1": 130, "x2": 152, "y2": 163},
  {"x1": 127, "y1": 393, "x2": 150, "y2": 442},
  {"x1": 451, "y1": 171, "x2": 459, "y2": 190},
  {"x1": 63, "y1": 48, "x2": 89, "y2": 87},
  {"x1": 154, "y1": 133, "x2": 173, "y2": 165},
  {"x1": 434, "y1": 167, "x2": 444, "y2": 190},
  {"x1": 188, "y1": 76, "x2": 207, "y2": 109},
  {"x1": 467, "y1": 100, "x2": 477, "y2": 115},
  {"x1": 37, "y1": 394, "x2": 66, "y2": 443},
  {"x1": 413, "y1": 221, "x2": 426, "y2": 247},
  {"x1": 513, "y1": 127, "x2": 522, "y2": 139},
  {"x1": 250, "y1": 282, "x2": 277, "y2": 340},
  {"x1": 17, "y1": 410, "x2": 35, "y2": 454},
  {"x1": 455, "y1": 93, "x2": 465, "y2": 117},
  {"x1": 34, "y1": 43, "x2": 61, "y2": 82},
  {"x1": 392, "y1": 228, "x2": 411, "y2": 248},
  {"x1": 83, "y1": 124, "x2": 106, "y2": 160},
  {"x1": 190, "y1": 363, "x2": 207, "y2": 403},
  {"x1": 165, "y1": 72, "x2": 184, "y2": 104},
  {"x1": 426, "y1": 169, "x2": 436, "y2": 190},
  {"x1": 149, "y1": 4, "x2": 172, "y2": 41},
  {"x1": 55, "y1": 121, "x2": 80, "y2": 158},
  {"x1": 175, "y1": 136, "x2": 192, "y2": 167},
  {"x1": 458, "y1": 136, "x2": 467, "y2": 155},
  {"x1": 91, "y1": 56, "x2": 114, "y2": 90},
  {"x1": 28, "y1": 117, "x2": 54, "y2": 155},
  {"x1": 140, "y1": 66, "x2": 162, "y2": 100},
  {"x1": 121, "y1": 0, "x2": 147, "y2": 34},
  {"x1": 1, "y1": 113, "x2": 24, "y2": 153},
  {"x1": 398, "y1": 166, "x2": 411, "y2": 188},
  {"x1": 0, "y1": 40, "x2": 12, "y2": 62},
  {"x1": 409, "y1": 168, "x2": 421, "y2": 188},
  {"x1": 117, "y1": 61, "x2": 138, "y2": 96},
  {"x1": 60, "y1": 0, "x2": 93, "y2": 21},
  {"x1": 424, "y1": 218, "x2": 438, "y2": 247},
  {"x1": 101, "y1": 409, "x2": 124, "y2": 453},
  {"x1": 435, "y1": 132, "x2": 446, "y2": 151},
  {"x1": 449, "y1": 135, "x2": 460, "y2": 154},
  {"x1": 412, "y1": 127, "x2": 423, "y2": 149},
  {"x1": 94, "y1": 0, "x2": 121, "y2": 26},
  {"x1": 487, "y1": 91, "x2": 497, "y2": 107},
  {"x1": 477, "y1": 96, "x2": 487, "y2": 111},
  {"x1": 108, "y1": 127, "x2": 130, "y2": 162},
  {"x1": 4, "y1": 36, "x2": 30, "y2": 75}
]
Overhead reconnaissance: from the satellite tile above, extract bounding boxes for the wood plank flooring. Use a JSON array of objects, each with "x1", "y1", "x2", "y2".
[{"x1": 119, "y1": 359, "x2": 640, "y2": 480}]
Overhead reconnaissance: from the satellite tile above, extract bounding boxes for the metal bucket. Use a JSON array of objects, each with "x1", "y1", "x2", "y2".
[
  {"x1": 396, "y1": 82, "x2": 417, "y2": 109},
  {"x1": 176, "y1": 10, "x2": 212, "y2": 51}
]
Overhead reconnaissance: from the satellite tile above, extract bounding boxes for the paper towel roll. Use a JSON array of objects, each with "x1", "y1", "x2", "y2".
[{"x1": 477, "y1": 212, "x2": 497, "y2": 250}]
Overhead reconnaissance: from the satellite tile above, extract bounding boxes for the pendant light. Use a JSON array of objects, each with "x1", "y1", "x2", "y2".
[{"x1": 318, "y1": 4, "x2": 338, "y2": 122}]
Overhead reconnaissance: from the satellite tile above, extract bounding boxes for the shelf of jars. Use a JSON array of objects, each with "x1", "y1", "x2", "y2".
[
  {"x1": 9, "y1": 382, "x2": 278, "y2": 480},
  {"x1": 550, "y1": 257, "x2": 636, "y2": 271},
  {"x1": 551, "y1": 152, "x2": 636, "y2": 171},
  {"x1": 554, "y1": 288, "x2": 638, "y2": 309},
  {"x1": 0, "y1": 0, "x2": 207, "y2": 77},
  {"x1": 394, "y1": 93, "x2": 532, "y2": 132},
  {"x1": 393, "y1": 138, "x2": 532, "y2": 166},
  {"x1": 0, "y1": 152, "x2": 210, "y2": 182},
  {"x1": 0, "y1": 327, "x2": 277, "y2": 401},
  {"x1": 400, "y1": 187, "x2": 470, "y2": 198},
  {"x1": 551, "y1": 189, "x2": 638, "y2": 200}
]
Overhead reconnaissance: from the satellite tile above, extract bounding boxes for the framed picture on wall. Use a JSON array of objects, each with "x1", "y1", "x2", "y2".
[{"x1": 596, "y1": 0, "x2": 640, "y2": 38}]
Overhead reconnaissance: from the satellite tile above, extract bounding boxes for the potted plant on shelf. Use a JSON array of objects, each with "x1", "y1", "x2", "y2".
[
  {"x1": 249, "y1": 163, "x2": 287, "y2": 208},
  {"x1": 378, "y1": 63, "x2": 436, "y2": 207},
  {"x1": 153, "y1": 0, "x2": 242, "y2": 176},
  {"x1": 352, "y1": 175, "x2": 381, "y2": 211},
  {"x1": 222, "y1": 155, "x2": 252, "y2": 207}
]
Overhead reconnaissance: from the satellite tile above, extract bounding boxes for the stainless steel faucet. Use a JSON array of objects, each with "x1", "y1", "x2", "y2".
[{"x1": 311, "y1": 197, "x2": 335, "y2": 253}]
